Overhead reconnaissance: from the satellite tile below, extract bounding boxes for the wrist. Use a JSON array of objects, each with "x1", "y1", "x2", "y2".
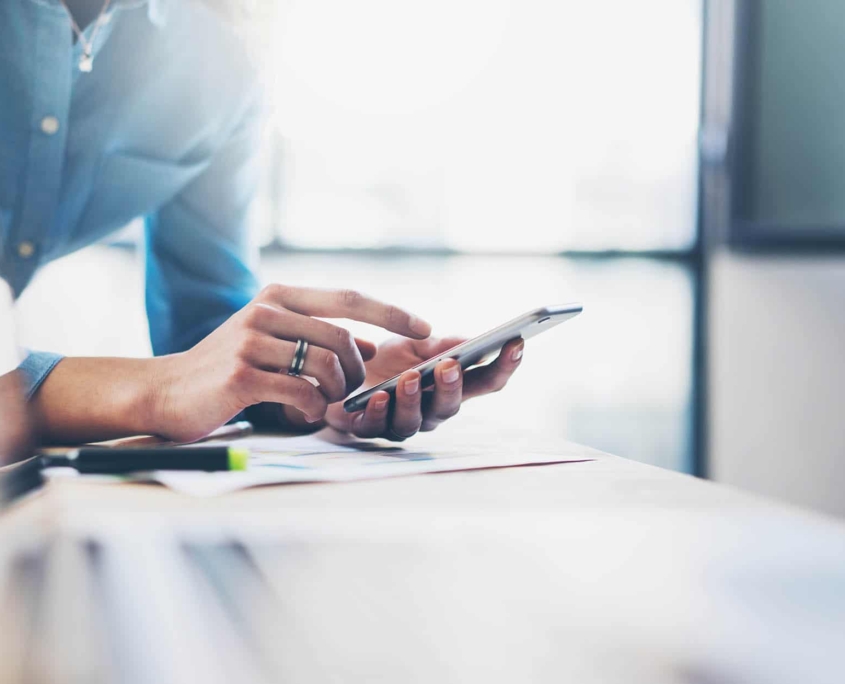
[{"x1": 138, "y1": 354, "x2": 180, "y2": 437}]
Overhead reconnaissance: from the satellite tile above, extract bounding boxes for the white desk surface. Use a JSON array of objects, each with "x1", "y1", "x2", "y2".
[{"x1": 2, "y1": 427, "x2": 844, "y2": 684}]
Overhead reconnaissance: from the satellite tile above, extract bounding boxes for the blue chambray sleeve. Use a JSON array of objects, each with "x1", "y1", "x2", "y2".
[
  {"x1": 144, "y1": 91, "x2": 264, "y2": 356},
  {"x1": 17, "y1": 351, "x2": 63, "y2": 399}
]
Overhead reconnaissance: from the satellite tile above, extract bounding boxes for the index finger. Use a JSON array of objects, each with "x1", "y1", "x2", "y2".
[{"x1": 261, "y1": 285, "x2": 431, "y2": 339}]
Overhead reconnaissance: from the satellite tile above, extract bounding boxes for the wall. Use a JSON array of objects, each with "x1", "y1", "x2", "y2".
[{"x1": 709, "y1": 251, "x2": 845, "y2": 517}]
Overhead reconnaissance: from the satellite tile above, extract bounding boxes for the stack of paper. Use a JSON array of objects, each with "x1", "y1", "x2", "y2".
[{"x1": 149, "y1": 429, "x2": 594, "y2": 497}]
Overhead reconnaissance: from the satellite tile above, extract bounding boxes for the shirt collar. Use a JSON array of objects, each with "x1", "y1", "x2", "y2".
[
  {"x1": 36, "y1": 0, "x2": 172, "y2": 28},
  {"x1": 104, "y1": 0, "x2": 170, "y2": 28}
]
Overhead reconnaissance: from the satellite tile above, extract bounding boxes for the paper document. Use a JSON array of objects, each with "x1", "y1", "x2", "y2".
[{"x1": 144, "y1": 429, "x2": 594, "y2": 497}]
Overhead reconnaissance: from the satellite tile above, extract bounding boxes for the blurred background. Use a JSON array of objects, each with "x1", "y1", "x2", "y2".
[{"x1": 12, "y1": 0, "x2": 845, "y2": 516}]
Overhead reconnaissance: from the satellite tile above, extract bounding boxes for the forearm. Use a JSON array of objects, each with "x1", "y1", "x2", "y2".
[
  {"x1": 26, "y1": 284, "x2": 430, "y2": 446},
  {"x1": 28, "y1": 357, "x2": 165, "y2": 445},
  {"x1": 25, "y1": 355, "x2": 314, "y2": 446}
]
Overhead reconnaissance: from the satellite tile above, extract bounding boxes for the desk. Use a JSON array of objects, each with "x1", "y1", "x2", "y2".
[{"x1": 1, "y1": 429, "x2": 844, "y2": 684}]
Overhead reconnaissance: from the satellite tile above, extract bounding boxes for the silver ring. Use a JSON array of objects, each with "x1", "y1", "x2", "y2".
[{"x1": 287, "y1": 339, "x2": 309, "y2": 377}]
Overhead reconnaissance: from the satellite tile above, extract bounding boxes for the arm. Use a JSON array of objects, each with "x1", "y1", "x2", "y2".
[
  {"x1": 26, "y1": 90, "x2": 264, "y2": 444},
  {"x1": 144, "y1": 88, "x2": 263, "y2": 358},
  {"x1": 27, "y1": 286, "x2": 429, "y2": 445},
  {"x1": 24, "y1": 75, "x2": 512, "y2": 446},
  {"x1": 25, "y1": 86, "x2": 434, "y2": 443}
]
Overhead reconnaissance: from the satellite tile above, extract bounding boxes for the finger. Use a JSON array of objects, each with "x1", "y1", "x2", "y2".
[
  {"x1": 240, "y1": 335, "x2": 346, "y2": 402},
  {"x1": 244, "y1": 368, "x2": 328, "y2": 423},
  {"x1": 258, "y1": 284, "x2": 431, "y2": 339},
  {"x1": 462, "y1": 339, "x2": 524, "y2": 400},
  {"x1": 388, "y1": 370, "x2": 423, "y2": 440},
  {"x1": 248, "y1": 304, "x2": 367, "y2": 391},
  {"x1": 420, "y1": 360, "x2": 463, "y2": 432},
  {"x1": 348, "y1": 392, "x2": 391, "y2": 439},
  {"x1": 355, "y1": 338, "x2": 377, "y2": 362}
]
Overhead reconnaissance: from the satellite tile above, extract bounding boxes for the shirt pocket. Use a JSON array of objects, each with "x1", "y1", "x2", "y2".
[{"x1": 73, "y1": 152, "x2": 211, "y2": 249}]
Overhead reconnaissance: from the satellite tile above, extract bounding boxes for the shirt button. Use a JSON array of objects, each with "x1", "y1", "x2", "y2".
[
  {"x1": 40, "y1": 116, "x2": 60, "y2": 136},
  {"x1": 17, "y1": 242, "x2": 36, "y2": 259}
]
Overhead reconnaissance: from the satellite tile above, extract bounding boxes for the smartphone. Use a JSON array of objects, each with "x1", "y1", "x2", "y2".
[{"x1": 343, "y1": 303, "x2": 583, "y2": 413}]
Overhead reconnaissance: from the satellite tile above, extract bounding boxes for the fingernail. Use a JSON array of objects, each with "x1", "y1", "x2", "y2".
[
  {"x1": 374, "y1": 397, "x2": 388, "y2": 411},
  {"x1": 512, "y1": 345, "x2": 524, "y2": 362},
  {"x1": 408, "y1": 315, "x2": 431, "y2": 337},
  {"x1": 404, "y1": 377, "x2": 420, "y2": 395},
  {"x1": 442, "y1": 364, "x2": 460, "y2": 384},
  {"x1": 305, "y1": 414, "x2": 321, "y2": 424}
]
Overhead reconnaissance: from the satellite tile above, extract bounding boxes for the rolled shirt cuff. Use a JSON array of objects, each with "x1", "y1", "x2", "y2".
[{"x1": 17, "y1": 351, "x2": 64, "y2": 400}]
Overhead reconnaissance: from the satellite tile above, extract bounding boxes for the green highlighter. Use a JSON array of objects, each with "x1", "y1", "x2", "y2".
[
  {"x1": 2, "y1": 446, "x2": 249, "y2": 505},
  {"x1": 42, "y1": 446, "x2": 250, "y2": 474}
]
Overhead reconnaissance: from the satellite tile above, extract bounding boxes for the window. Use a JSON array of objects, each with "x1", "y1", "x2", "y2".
[
  {"x1": 256, "y1": 0, "x2": 702, "y2": 252},
  {"x1": 727, "y1": 0, "x2": 845, "y2": 246}
]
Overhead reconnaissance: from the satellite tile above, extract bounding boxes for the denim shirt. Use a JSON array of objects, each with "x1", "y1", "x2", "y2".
[{"x1": 0, "y1": 0, "x2": 262, "y2": 397}]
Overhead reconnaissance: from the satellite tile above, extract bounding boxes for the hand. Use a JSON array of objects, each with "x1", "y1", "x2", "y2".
[
  {"x1": 322, "y1": 335, "x2": 525, "y2": 441},
  {"x1": 151, "y1": 285, "x2": 431, "y2": 442}
]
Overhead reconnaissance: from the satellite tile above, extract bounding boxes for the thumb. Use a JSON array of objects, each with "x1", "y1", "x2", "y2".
[{"x1": 354, "y1": 337, "x2": 378, "y2": 362}]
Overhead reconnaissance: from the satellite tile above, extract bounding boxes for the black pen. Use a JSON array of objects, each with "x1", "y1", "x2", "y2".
[{"x1": 41, "y1": 446, "x2": 250, "y2": 474}]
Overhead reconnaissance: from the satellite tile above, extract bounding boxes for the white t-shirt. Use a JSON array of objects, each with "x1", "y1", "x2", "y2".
[{"x1": 0, "y1": 279, "x2": 19, "y2": 377}]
